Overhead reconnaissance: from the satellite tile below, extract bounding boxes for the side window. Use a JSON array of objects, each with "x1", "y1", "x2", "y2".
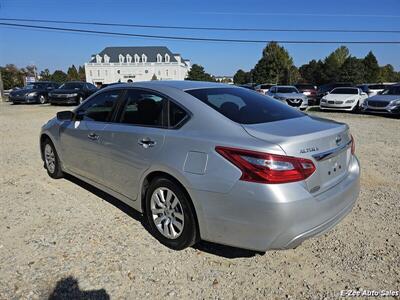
[
  {"x1": 269, "y1": 87, "x2": 275, "y2": 93},
  {"x1": 169, "y1": 101, "x2": 187, "y2": 127},
  {"x1": 78, "y1": 90, "x2": 122, "y2": 122},
  {"x1": 120, "y1": 90, "x2": 166, "y2": 127}
]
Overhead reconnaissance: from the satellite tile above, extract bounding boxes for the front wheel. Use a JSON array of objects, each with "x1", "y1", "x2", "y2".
[
  {"x1": 351, "y1": 101, "x2": 360, "y2": 113},
  {"x1": 42, "y1": 139, "x2": 63, "y2": 179},
  {"x1": 38, "y1": 95, "x2": 47, "y2": 104},
  {"x1": 145, "y1": 177, "x2": 198, "y2": 250}
]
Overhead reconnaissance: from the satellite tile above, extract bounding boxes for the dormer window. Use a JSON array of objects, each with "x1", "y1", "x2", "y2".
[
  {"x1": 142, "y1": 54, "x2": 147, "y2": 63},
  {"x1": 134, "y1": 54, "x2": 140, "y2": 63},
  {"x1": 157, "y1": 53, "x2": 162, "y2": 63},
  {"x1": 165, "y1": 54, "x2": 170, "y2": 63},
  {"x1": 119, "y1": 54, "x2": 125, "y2": 63},
  {"x1": 126, "y1": 54, "x2": 132, "y2": 63},
  {"x1": 96, "y1": 54, "x2": 102, "y2": 63},
  {"x1": 104, "y1": 54, "x2": 110, "y2": 63}
]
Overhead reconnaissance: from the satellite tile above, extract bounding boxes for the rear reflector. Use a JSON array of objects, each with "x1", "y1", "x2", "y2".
[{"x1": 216, "y1": 146, "x2": 316, "y2": 184}]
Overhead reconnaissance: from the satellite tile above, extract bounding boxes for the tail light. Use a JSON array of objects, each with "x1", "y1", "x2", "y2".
[
  {"x1": 350, "y1": 134, "x2": 355, "y2": 155},
  {"x1": 215, "y1": 146, "x2": 316, "y2": 184}
]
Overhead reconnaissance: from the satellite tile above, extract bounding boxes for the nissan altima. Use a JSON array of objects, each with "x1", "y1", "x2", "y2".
[{"x1": 40, "y1": 81, "x2": 360, "y2": 252}]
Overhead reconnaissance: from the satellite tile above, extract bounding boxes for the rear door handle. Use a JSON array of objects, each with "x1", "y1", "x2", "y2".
[
  {"x1": 87, "y1": 132, "x2": 99, "y2": 140},
  {"x1": 138, "y1": 138, "x2": 156, "y2": 148}
]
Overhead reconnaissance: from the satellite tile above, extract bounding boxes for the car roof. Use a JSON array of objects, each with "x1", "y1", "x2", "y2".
[
  {"x1": 275, "y1": 85, "x2": 297, "y2": 88},
  {"x1": 107, "y1": 80, "x2": 233, "y2": 91}
]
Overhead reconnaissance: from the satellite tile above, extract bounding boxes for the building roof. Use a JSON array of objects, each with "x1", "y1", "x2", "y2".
[
  {"x1": 91, "y1": 46, "x2": 179, "y2": 63},
  {"x1": 103, "y1": 80, "x2": 232, "y2": 91}
]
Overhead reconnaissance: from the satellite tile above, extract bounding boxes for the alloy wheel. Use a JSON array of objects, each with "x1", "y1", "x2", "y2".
[
  {"x1": 150, "y1": 187, "x2": 184, "y2": 239},
  {"x1": 44, "y1": 144, "x2": 56, "y2": 174},
  {"x1": 39, "y1": 95, "x2": 46, "y2": 104}
]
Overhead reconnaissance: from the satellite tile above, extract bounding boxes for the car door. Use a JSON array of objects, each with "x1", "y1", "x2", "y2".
[
  {"x1": 99, "y1": 88, "x2": 169, "y2": 200},
  {"x1": 59, "y1": 89, "x2": 124, "y2": 183}
]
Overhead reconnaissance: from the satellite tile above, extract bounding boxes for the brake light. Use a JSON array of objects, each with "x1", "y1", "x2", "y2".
[
  {"x1": 215, "y1": 146, "x2": 316, "y2": 184},
  {"x1": 351, "y1": 134, "x2": 355, "y2": 155}
]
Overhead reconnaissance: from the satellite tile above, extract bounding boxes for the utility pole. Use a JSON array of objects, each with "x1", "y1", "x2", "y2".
[{"x1": 0, "y1": 69, "x2": 4, "y2": 102}]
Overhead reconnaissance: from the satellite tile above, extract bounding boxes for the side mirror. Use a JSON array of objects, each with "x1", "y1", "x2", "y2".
[{"x1": 56, "y1": 111, "x2": 75, "y2": 121}]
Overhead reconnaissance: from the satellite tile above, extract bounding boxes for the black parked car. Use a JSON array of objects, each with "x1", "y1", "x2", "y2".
[
  {"x1": 49, "y1": 81, "x2": 97, "y2": 105},
  {"x1": 9, "y1": 81, "x2": 59, "y2": 104},
  {"x1": 316, "y1": 82, "x2": 353, "y2": 105}
]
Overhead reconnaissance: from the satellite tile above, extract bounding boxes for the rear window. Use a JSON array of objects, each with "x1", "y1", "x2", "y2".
[
  {"x1": 186, "y1": 87, "x2": 303, "y2": 125},
  {"x1": 331, "y1": 88, "x2": 358, "y2": 94}
]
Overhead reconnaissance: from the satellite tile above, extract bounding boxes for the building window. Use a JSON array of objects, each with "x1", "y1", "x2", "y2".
[
  {"x1": 158, "y1": 70, "x2": 161, "y2": 76},
  {"x1": 142, "y1": 54, "x2": 147, "y2": 63},
  {"x1": 89, "y1": 70, "x2": 93, "y2": 76},
  {"x1": 145, "y1": 70, "x2": 149, "y2": 74},
  {"x1": 96, "y1": 54, "x2": 102, "y2": 63},
  {"x1": 105, "y1": 70, "x2": 108, "y2": 76},
  {"x1": 117, "y1": 70, "x2": 121, "y2": 74},
  {"x1": 165, "y1": 54, "x2": 170, "y2": 63},
  {"x1": 126, "y1": 54, "x2": 132, "y2": 63},
  {"x1": 134, "y1": 54, "x2": 140, "y2": 63},
  {"x1": 97, "y1": 70, "x2": 100, "y2": 77},
  {"x1": 174, "y1": 70, "x2": 177, "y2": 76},
  {"x1": 104, "y1": 54, "x2": 110, "y2": 63},
  {"x1": 119, "y1": 54, "x2": 125, "y2": 63},
  {"x1": 157, "y1": 54, "x2": 162, "y2": 63},
  {"x1": 166, "y1": 69, "x2": 169, "y2": 76}
]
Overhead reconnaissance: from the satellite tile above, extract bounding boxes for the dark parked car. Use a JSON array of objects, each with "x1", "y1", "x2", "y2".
[
  {"x1": 295, "y1": 84, "x2": 318, "y2": 105},
  {"x1": 49, "y1": 81, "x2": 97, "y2": 105},
  {"x1": 316, "y1": 83, "x2": 353, "y2": 105},
  {"x1": 9, "y1": 81, "x2": 59, "y2": 104}
]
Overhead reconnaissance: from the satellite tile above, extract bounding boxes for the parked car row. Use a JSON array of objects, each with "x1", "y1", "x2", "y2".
[{"x1": 9, "y1": 81, "x2": 97, "y2": 105}]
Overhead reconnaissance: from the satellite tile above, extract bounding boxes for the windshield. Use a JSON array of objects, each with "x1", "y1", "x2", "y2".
[
  {"x1": 295, "y1": 84, "x2": 315, "y2": 90},
  {"x1": 186, "y1": 87, "x2": 304, "y2": 125},
  {"x1": 381, "y1": 86, "x2": 400, "y2": 95},
  {"x1": 331, "y1": 88, "x2": 358, "y2": 95},
  {"x1": 276, "y1": 87, "x2": 299, "y2": 93},
  {"x1": 25, "y1": 83, "x2": 47, "y2": 90},
  {"x1": 59, "y1": 82, "x2": 84, "y2": 90}
]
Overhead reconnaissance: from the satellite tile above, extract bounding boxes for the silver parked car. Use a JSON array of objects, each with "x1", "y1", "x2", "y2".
[
  {"x1": 266, "y1": 85, "x2": 309, "y2": 110},
  {"x1": 40, "y1": 81, "x2": 360, "y2": 252},
  {"x1": 361, "y1": 84, "x2": 400, "y2": 116}
]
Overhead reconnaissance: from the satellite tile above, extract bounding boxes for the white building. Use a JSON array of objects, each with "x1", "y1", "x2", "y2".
[{"x1": 85, "y1": 46, "x2": 191, "y2": 86}]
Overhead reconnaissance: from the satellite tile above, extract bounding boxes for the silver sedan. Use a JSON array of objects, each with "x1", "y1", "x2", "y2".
[{"x1": 40, "y1": 81, "x2": 360, "y2": 252}]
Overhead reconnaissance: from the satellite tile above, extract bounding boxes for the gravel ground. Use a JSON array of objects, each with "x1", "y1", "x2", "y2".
[{"x1": 0, "y1": 102, "x2": 399, "y2": 299}]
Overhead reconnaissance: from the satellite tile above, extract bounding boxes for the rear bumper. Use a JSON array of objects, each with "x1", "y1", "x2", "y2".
[{"x1": 191, "y1": 156, "x2": 360, "y2": 252}]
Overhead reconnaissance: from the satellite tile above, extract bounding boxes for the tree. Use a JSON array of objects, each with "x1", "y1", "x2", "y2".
[
  {"x1": 339, "y1": 56, "x2": 366, "y2": 84},
  {"x1": 379, "y1": 64, "x2": 399, "y2": 82},
  {"x1": 233, "y1": 69, "x2": 251, "y2": 84},
  {"x1": 39, "y1": 69, "x2": 52, "y2": 81},
  {"x1": 78, "y1": 65, "x2": 86, "y2": 81},
  {"x1": 323, "y1": 46, "x2": 350, "y2": 83},
  {"x1": 299, "y1": 59, "x2": 327, "y2": 85},
  {"x1": 363, "y1": 51, "x2": 380, "y2": 83},
  {"x1": 51, "y1": 70, "x2": 68, "y2": 84},
  {"x1": 251, "y1": 42, "x2": 295, "y2": 84},
  {"x1": 67, "y1": 65, "x2": 79, "y2": 81},
  {"x1": 151, "y1": 74, "x2": 158, "y2": 80},
  {"x1": 185, "y1": 64, "x2": 215, "y2": 82},
  {"x1": 0, "y1": 64, "x2": 25, "y2": 89}
]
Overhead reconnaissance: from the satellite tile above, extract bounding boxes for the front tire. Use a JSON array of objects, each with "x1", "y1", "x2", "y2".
[
  {"x1": 351, "y1": 101, "x2": 360, "y2": 113},
  {"x1": 42, "y1": 139, "x2": 63, "y2": 179},
  {"x1": 38, "y1": 95, "x2": 47, "y2": 104},
  {"x1": 145, "y1": 177, "x2": 198, "y2": 250}
]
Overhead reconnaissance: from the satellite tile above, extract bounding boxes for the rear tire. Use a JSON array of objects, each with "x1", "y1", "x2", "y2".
[
  {"x1": 38, "y1": 95, "x2": 47, "y2": 104},
  {"x1": 145, "y1": 177, "x2": 198, "y2": 250},
  {"x1": 42, "y1": 139, "x2": 63, "y2": 179}
]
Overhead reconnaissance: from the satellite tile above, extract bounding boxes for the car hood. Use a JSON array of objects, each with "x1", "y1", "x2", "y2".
[
  {"x1": 51, "y1": 89, "x2": 81, "y2": 94},
  {"x1": 367, "y1": 94, "x2": 400, "y2": 101},
  {"x1": 275, "y1": 93, "x2": 306, "y2": 98},
  {"x1": 324, "y1": 94, "x2": 358, "y2": 100}
]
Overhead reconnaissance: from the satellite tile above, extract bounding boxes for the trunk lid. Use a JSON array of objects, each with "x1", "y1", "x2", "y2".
[{"x1": 242, "y1": 115, "x2": 352, "y2": 194}]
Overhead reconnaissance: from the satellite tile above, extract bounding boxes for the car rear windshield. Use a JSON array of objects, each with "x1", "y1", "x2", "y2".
[
  {"x1": 260, "y1": 84, "x2": 274, "y2": 89},
  {"x1": 276, "y1": 87, "x2": 298, "y2": 93},
  {"x1": 185, "y1": 87, "x2": 304, "y2": 124},
  {"x1": 59, "y1": 82, "x2": 84, "y2": 90},
  {"x1": 331, "y1": 88, "x2": 358, "y2": 94},
  {"x1": 381, "y1": 86, "x2": 400, "y2": 95}
]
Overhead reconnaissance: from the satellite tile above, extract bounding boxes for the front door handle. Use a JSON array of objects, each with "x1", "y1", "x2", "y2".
[
  {"x1": 87, "y1": 132, "x2": 99, "y2": 140},
  {"x1": 138, "y1": 138, "x2": 156, "y2": 148}
]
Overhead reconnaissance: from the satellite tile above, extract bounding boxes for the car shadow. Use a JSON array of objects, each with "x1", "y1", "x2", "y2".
[
  {"x1": 64, "y1": 174, "x2": 261, "y2": 259},
  {"x1": 48, "y1": 276, "x2": 109, "y2": 300}
]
